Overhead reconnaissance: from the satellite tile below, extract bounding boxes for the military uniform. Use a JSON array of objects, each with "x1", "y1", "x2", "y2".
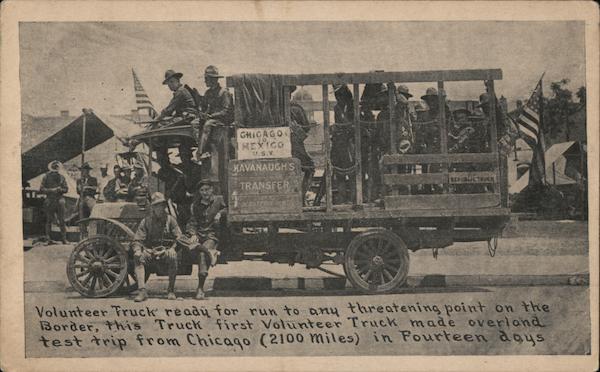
[
  {"x1": 77, "y1": 165, "x2": 98, "y2": 219},
  {"x1": 171, "y1": 161, "x2": 203, "y2": 227},
  {"x1": 40, "y1": 163, "x2": 68, "y2": 243},
  {"x1": 290, "y1": 102, "x2": 315, "y2": 172},
  {"x1": 157, "y1": 70, "x2": 198, "y2": 122},
  {"x1": 131, "y1": 195, "x2": 181, "y2": 301},
  {"x1": 331, "y1": 84, "x2": 356, "y2": 204},
  {"x1": 195, "y1": 66, "x2": 234, "y2": 160},
  {"x1": 187, "y1": 194, "x2": 226, "y2": 276},
  {"x1": 132, "y1": 214, "x2": 181, "y2": 267},
  {"x1": 289, "y1": 102, "x2": 315, "y2": 204},
  {"x1": 128, "y1": 174, "x2": 149, "y2": 203},
  {"x1": 160, "y1": 85, "x2": 198, "y2": 119}
]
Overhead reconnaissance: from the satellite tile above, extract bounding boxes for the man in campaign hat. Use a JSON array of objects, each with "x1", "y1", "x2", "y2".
[
  {"x1": 131, "y1": 192, "x2": 182, "y2": 302},
  {"x1": 155, "y1": 69, "x2": 198, "y2": 122},
  {"x1": 195, "y1": 65, "x2": 234, "y2": 161},
  {"x1": 77, "y1": 162, "x2": 98, "y2": 219},
  {"x1": 40, "y1": 160, "x2": 69, "y2": 244},
  {"x1": 186, "y1": 178, "x2": 226, "y2": 300}
]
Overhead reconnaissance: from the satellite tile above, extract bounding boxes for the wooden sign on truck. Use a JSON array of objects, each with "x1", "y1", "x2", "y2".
[{"x1": 228, "y1": 158, "x2": 302, "y2": 215}]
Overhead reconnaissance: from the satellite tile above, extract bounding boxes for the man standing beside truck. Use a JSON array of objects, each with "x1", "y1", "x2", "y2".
[
  {"x1": 40, "y1": 160, "x2": 69, "y2": 244},
  {"x1": 77, "y1": 162, "x2": 98, "y2": 219}
]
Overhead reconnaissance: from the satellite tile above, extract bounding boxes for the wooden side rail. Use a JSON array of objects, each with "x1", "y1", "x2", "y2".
[
  {"x1": 383, "y1": 171, "x2": 497, "y2": 186},
  {"x1": 382, "y1": 153, "x2": 498, "y2": 165},
  {"x1": 384, "y1": 193, "x2": 501, "y2": 210},
  {"x1": 226, "y1": 69, "x2": 503, "y2": 87}
]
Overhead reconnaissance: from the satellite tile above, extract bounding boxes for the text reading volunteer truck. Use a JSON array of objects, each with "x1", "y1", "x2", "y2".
[{"x1": 66, "y1": 69, "x2": 510, "y2": 296}]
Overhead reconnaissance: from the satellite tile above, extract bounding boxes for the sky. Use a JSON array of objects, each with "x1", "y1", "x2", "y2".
[{"x1": 19, "y1": 21, "x2": 586, "y2": 117}]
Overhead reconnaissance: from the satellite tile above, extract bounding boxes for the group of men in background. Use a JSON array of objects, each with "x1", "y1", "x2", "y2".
[
  {"x1": 39, "y1": 159, "x2": 150, "y2": 244},
  {"x1": 329, "y1": 82, "x2": 513, "y2": 203}
]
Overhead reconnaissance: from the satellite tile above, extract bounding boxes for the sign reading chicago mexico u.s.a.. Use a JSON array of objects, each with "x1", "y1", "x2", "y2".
[
  {"x1": 236, "y1": 127, "x2": 291, "y2": 160},
  {"x1": 230, "y1": 127, "x2": 301, "y2": 215}
]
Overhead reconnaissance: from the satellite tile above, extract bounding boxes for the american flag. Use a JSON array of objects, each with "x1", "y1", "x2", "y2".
[
  {"x1": 132, "y1": 69, "x2": 157, "y2": 119},
  {"x1": 516, "y1": 78, "x2": 543, "y2": 146},
  {"x1": 515, "y1": 75, "x2": 547, "y2": 186}
]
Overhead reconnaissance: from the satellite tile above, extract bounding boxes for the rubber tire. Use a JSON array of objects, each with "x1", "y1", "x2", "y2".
[{"x1": 343, "y1": 229, "x2": 409, "y2": 293}]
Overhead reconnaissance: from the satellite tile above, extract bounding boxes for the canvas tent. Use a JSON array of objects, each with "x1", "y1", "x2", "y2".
[
  {"x1": 509, "y1": 141, "x2": 584, "y2": 194},
  {"x1": 22, "y1": 111, "x2": 114, "y2": 182}
]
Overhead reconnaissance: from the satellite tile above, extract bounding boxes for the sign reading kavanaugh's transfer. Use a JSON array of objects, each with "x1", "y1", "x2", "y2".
[
  {"x1": 228, "y1": 158, "x2": 302, "y2": 215},
  {"x1": 236, "y1": 127, "x2": 292, "y2": 160}
]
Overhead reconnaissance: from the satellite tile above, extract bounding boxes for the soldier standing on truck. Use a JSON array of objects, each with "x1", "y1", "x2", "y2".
[
  {"x1": 40, "y1": 160, "x2": 68, "y2": 244},
  {"x1": 288, "y1": 86, "x2": 315, "y2": 205},
  {"x1": 131, "y1": 192, "x2": 181, "y2": 302},
  {"x1": 195, "y1": 65, "x2": 234, "y2": 161},
  {"x1": 331, "y1": 83, "x2": 356, "y2": 204},
  {"x1": 186, "y1": 179, "x2": 226, "y2": 300},
  {"x1": 477, "y1": 92, "x2": 517, "y2": 155},
  {"x1": 155, "y1": 69, "x2": 198, "y2": 123}
]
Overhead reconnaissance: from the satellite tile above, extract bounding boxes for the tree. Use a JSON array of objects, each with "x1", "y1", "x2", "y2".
[
  {"x1": 543, "y1": 79, "x2": 582, "y2": 142},
  {"x1": 576, "y1": 86, "x2": 586, "y2": 106}
]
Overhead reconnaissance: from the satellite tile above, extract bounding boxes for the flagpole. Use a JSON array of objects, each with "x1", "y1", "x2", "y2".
[{"x1": 538, "y1": 73, "x2": 547, "y2": 185}]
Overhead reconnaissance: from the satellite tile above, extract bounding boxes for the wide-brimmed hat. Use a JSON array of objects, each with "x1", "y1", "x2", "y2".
[
  {"x1": 163, "y1": 69, "x2": 183, "y2": 84},
  {"x1": 80, "y1": 162, "x2": 92, "y2": 170},
  {"x1": 48, "y1": 160, "x2": 61, "y2": 171},
  {"x1": 196, "y1": 178, "x2": 214, "y2": 188},
  {"x1": 397, "y1": 84, "x2": 413, "y2": 98},
  {"x1": 421, "y1": 87, "x2": 439, "y2": 100},
  {"x1": 476, "y1": 93, "x2": 491, "y2": 108},
  {"x1": 150, "y1": 192, "x2": 167, "y2": 206},
  {"x1": 204, "y1": 65, "x2": 223, "y2": 78}
]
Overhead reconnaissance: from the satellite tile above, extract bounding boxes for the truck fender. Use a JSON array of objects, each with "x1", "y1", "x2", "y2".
[{"x1": 77, "y1": 217, "x2": 136, "y2": 240}]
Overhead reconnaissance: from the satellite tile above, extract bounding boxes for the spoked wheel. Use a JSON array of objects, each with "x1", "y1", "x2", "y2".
[
  {"x1": 344, "y1": 229, "x2": 409, "y2": 293},
  {"x1": 67, "y1": 235, "x2": 128, "y2": 298}
]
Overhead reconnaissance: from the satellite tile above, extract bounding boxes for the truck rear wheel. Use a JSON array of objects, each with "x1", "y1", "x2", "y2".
[{"x1": 344, "y1": 229, "x2": 409, "y2": 293}]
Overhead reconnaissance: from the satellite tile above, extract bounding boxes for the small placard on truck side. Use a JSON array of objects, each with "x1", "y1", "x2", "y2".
[
  {"x1": 236, "y1": 127, "x2": 291, "y2": 160},
  {"x1": 228, "y1": 158, "x2": 302, "y2": 215}
]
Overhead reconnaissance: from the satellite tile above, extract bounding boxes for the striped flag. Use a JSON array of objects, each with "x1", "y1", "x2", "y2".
[
  {"x1": 516, "y1": 78, "x2": 543, "y2": 147},
  {"x1": 516, "y1": 75, "x2": 546, "y2": 187},
  {"x1": 132, "y1": 69, "x2": 157, "y2": 119}
]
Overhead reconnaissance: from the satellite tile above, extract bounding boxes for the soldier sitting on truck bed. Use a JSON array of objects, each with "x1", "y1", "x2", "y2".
[
  {"x1": 155, "y1": 69, "x2": 199, "y2": 125},
  {"x1": 131, "y1": 192, "x2": 181, "y2": 302},
  {"x1": 195, "y1": 65, "x2": 234, "y2": 162},
  {"x1": 186, "y1": 179, "x2": 226, "y2": 300}
]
